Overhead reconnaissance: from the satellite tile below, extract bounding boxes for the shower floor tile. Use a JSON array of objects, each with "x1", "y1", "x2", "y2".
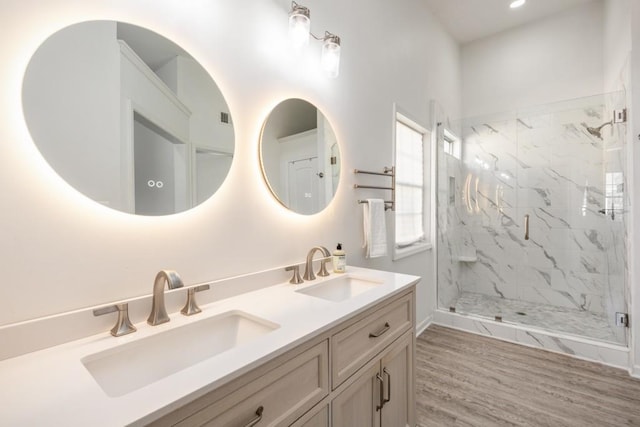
[{"x1": 450, "y1": 292, "x2": 622, "y2": 345}]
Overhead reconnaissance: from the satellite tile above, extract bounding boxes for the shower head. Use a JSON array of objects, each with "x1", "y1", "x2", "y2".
[{"x1": 581, "y1": 120, "x2": 612, "y2": 140}]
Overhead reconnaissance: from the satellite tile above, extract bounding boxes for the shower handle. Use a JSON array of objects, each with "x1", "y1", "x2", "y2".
[{"x1": 524, "y1": 214, "x2": 530, "y2": 240}]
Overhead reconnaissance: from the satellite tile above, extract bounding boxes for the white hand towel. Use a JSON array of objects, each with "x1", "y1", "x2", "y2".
[{"x1": 362, "y1": 199, "x2": 388, "y2": 258}]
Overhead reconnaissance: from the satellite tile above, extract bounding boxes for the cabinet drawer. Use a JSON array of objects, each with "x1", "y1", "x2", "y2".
[
  {"x1": 173, "y1": 340, "x2": 329, "y2": 427},
  {"x1": 331, "y1": 292, "x2": 413, "y2": 388}
]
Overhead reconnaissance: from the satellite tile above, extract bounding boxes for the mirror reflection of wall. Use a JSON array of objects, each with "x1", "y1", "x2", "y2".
[
  {"x1": 260, "y1": 99, "x2": 341, "y2": 215},
  {"x1": 22, "y1": 21, "x2": 234, "y2": 215}
]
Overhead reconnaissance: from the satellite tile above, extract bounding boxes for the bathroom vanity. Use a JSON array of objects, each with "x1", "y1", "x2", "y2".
[{"x1": 0, "y1": 267, "x2": 418, "y2": 426}]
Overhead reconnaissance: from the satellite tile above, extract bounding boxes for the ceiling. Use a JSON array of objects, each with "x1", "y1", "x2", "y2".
[
  {"x1": 117, "y1": 22, "x2": 190, "y2": 70},
  {"x1": 424, "y1": 0, "x2": 599, "y2": 44}
]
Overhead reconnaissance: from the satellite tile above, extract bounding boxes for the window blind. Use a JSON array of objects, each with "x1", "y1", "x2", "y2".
[{"x1": 395, "y1": 121, "x2": 425, "y2": 247}]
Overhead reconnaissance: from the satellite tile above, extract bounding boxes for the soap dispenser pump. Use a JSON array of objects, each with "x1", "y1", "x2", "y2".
[{"x1": 333, "y1": 243, "x2": 346, "y2": 273}]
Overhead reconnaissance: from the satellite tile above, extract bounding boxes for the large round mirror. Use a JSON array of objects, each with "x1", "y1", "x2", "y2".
[
  {"x1": 22, "y1": 21, "x2": 234, "y2": 215},
  {"x1": 259, "y1": 99, "x2": 341, "y2": 215}
]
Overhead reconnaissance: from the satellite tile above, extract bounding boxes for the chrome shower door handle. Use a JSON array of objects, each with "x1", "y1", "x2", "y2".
[{"x1": 524, "y1": 214, "x2": 530, "y2": 240}]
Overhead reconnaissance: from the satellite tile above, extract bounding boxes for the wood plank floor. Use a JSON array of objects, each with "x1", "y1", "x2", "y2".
[{"x1": 416, "y1": 325, "x2": 640, "y2": 427}]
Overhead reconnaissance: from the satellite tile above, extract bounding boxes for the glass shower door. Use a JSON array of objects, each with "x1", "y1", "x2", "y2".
[{"x1": 437, "y1": 92, "x2": 628, "y2": 346}]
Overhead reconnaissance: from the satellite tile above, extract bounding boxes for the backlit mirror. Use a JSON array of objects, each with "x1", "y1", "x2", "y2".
[
  {"x1": 259, "y1": 99, "x2": 341, "y2": 215},
  {"x1": 22, "y1": 21, "x2": 235, "y2": 215}
]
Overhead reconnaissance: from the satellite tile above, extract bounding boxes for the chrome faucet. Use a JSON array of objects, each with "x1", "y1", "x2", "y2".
[
  {"x1": 303, "y1": 246, "x2": 331, "y2": 281},
  {"x1": 147, "y1": 270, "x2": 184, "y2": 326}
]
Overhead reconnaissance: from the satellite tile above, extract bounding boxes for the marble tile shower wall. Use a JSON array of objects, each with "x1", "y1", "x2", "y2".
[
  {"x1": 436, "y1": 141, "x2": 465, "y2": 309},
  {"x1": 437, "y1": 95, "x2": 628, "y2": 342}
]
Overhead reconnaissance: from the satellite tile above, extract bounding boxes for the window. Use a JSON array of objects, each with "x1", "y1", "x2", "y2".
[
  {"x1": 394, "y1": 111, "x2": 432, "y2": 260},
  {"x1": 443, "y1": 128, "x2": 460, "y2": 159},
  {"x1": 604, "y1": 172, "x2": 624, "y2": 221}
]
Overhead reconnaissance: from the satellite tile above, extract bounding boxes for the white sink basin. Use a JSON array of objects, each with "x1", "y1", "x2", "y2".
[
  {"x1": 296, "y1": 275, "x2": 383, "y2": 302},
  {"x1": 82, "y1": 310, "x2": 279, "y2": 397}
]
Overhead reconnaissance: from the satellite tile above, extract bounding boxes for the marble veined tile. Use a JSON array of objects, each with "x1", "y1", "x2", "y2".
[
  {"x1": 440, "y1": 96, "x2": 629, "y2": 351},
  {"x1": 451, "y1": 292, "x2": 621, "y2": 344}
]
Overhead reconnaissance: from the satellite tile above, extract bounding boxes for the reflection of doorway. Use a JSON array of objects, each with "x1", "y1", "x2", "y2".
[
  {"x1": 194, "y1": 149, "x2": 233, "y2": 205},
  {"x1": 288, "y1": 156, "x2": 319, "y2": 215},
  {"x1": 133, "y1": 113, "x2": 188, "y2": 215}
]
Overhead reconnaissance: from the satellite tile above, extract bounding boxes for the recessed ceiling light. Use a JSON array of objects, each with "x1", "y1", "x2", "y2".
[{"x1": 510, "y1": 0, "x2": 526, "y2": 8}]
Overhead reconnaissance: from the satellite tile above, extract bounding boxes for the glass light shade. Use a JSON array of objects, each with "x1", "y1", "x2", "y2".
[
  {"x1": 289, "y1": 10, "x2": 310, "y2": 48},
  {"x1": 510, "y1": 0, "x2": 526, "y2": 8},
  {"x1": 321, "y1": 36, "x2": 341, "y2": 78}
]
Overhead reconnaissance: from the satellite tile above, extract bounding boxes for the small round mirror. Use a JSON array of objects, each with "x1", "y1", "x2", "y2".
[
  {"x1": 22, "y1": 21, "x2": 235, "y2": 215},
  {"x1": 259, "y1": 99, "x2": 341, "y2": 215}
]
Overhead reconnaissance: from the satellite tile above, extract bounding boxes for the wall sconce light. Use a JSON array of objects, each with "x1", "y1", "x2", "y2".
[
  {"x1": 288, "y1": 1, "x2": 311, "y2": 48},
  {"x1": 288, "y1": 1, "x2": 342, "y2": 78}
]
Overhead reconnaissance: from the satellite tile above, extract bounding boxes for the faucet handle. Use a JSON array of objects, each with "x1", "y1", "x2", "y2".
[
  {"x1": 93, "y1": 303, "x2": 137, "y2": 337},
  {"x1": 285, "y1": 265, "x2": 304, "y2": 284},
  {"x1": 181, "y1": 285, "x2": 210, "y2": 316},
  {"x1": 318, "y1": 257, "x2": 331, "y2": 277}
]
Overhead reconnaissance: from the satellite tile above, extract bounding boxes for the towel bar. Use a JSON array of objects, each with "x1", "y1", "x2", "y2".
[
  {"x1": 358, "y1": 200, "x2": 394, "y2": 211},
  {"x1": 354, "y1": 166, "x2": 395, "y2": 211}
]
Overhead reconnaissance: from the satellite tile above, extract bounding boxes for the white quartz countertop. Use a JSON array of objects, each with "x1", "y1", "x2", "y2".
[{"x1": 0, "y1": 267, "x2": 419, "y2": 426}]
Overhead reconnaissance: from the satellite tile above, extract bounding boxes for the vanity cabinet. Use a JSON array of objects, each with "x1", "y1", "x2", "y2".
[
  {"x1": 151, "y1": 287, "x2": 415, "y2": 427},
  {"x1": 152, "y1": 340, "x2": 329, "y2": 427},
  {"x1": 332, "y1": 332, "x2": 414, "y2": 427}
]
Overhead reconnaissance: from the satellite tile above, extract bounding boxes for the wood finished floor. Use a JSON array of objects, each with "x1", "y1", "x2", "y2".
[{"x1": 416, "y1": 325, "x2": 640, "y2": 427}]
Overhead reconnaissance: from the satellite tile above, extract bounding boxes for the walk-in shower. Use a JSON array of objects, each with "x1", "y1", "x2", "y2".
[{"x1": 436, "y1": 92, "x2": 629, "y2": 346}]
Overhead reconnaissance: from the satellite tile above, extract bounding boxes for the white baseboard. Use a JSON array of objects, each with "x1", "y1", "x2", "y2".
[{"x1": 416, "y1": 314, "x2": 433, "y2": 337}]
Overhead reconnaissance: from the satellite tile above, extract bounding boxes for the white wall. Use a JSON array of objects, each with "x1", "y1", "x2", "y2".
[
  {"x1": 0, "y1": 0, "x2": 460, "y2": 328},
  {"x1": 631, "y1": 0, "x2": 640, "y2": 377},
  {"x1": 603, "y1": 0, "x2": 631, "y2": 92},
  {"x1": 462, "y1": 1, "x2": 604, "y2": 118}
]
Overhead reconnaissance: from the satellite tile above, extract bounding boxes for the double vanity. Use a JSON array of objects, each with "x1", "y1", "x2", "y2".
[
  {"x1": 0, "y1": 260, "x2": 419, "y2": 426},
  {"x1": 8, "y1": 17, "x2": 420, "y2": 427}
]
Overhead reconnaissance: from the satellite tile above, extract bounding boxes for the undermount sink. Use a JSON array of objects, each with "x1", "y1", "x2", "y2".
[
  {"x1": 82, "y1": 310, "x2": 279, "y2": 397},
  {"x1": 296, "y1": 275, "x2": 383, "y2": 302}
]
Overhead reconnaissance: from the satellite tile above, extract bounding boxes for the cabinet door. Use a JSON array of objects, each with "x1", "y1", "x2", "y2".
[
  {"x1": 380, "y1": 333, "x2": 415, "y2": 427},
  {"x1": 332, "y1": 363, "x2": 382, "y2": 427},
  {"x1": 290, "y1": 402, "x2": 329, "y2": 427}
]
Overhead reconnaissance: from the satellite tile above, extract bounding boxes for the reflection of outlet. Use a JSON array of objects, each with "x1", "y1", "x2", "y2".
[{"x1": 147, "y1": 180, "x2": 164, "y2": 189}]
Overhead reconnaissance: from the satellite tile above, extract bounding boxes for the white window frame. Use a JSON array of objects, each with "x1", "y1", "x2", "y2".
[
  {"x1": 443, "y1": 128, "x2": 461, "y2": 159},
  {"x1": 393, "y1": 106, "x2": 434, "y2": 261}
]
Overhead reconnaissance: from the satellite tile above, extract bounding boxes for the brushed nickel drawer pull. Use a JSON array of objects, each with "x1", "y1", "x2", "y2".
[
  {"x1": 376, "y1": 373, "x2": 385, "y2": 411},
  {"x1": 369, "y1": 322, "x2": 390, "y2": 338},
  {"x1": 244, "y1": 406, "x2": 264, "y2": 427},
  {"x1": 383, "y1": 367, "x2": 391, "y2": 405}
]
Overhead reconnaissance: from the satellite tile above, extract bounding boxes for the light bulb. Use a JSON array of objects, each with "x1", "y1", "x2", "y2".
[
  {"x1": 289, "y1": 4, "x2": 310, "y2": 49},
  {"x1": 321, "y1": 34, "x2": 341, "y2": 78}
]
